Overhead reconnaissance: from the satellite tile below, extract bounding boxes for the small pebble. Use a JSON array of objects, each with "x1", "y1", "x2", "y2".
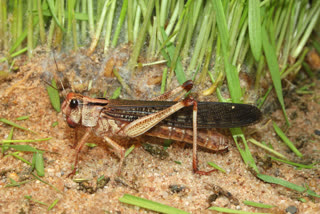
[{"x1": 285, "y1": 205, "x2": 298, "y2": 214}]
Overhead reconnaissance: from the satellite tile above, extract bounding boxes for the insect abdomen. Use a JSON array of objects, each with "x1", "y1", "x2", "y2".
[{"x1": 146, "y1": 126, "x2": 229, "y2": 151}]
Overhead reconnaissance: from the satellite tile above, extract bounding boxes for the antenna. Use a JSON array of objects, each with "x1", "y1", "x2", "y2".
[{"x1": 52, "y1": 50, "x2": 66, "y2": 92}]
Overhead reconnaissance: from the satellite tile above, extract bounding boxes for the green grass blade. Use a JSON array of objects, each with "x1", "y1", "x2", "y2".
[
  {"x1": 211, "y1": 0, "x2": 229, "y2": 49},
  {"x1": 272, "y1": 121, "x2": 302, "y2": 157},
  {"x1": 257, "y1": 173, "x2": 320, "y2": 198},
  {"x1": 46, "y1": 0, "x2": 66, "y2": 32},
  {"x1": 46, "y1": 79, "x2": 61, "y2": 112},
  {"x1": 160, "y1": 28, "x2": 186, "y2": 85},
  {"x1": 35, "y1": 151, "x2": 45, "y2": 176},
  {"x1": 25, "y1": 195, "x2": 49, "y2": 206},
  {"x1": 243, "y1": 200, "x2": 274, "y2": 208},
  {"x1": 248, "y1": 138, "x2": 288, "y2": 160},
  {"x1": 110, "y1": 87, "x2": 122, "y2": 99},
  {"x1": 112, "y1": 68, "x2": 132, "y2": 96},
  {"x1": 31, "y1": 173, "x2": 62, "y2": 193},
  {"x1": 212, "y1": 0, "x2": 241, "y2": 103},
  {"x1": 125, "y1": 145, "x2": 135, "y2": 157},
  {"x1": 248, "y1": 0, "x2": 262, "y2": 61},
  {"x1": 16, "y1": 115, "x2": 30, "y2": 121},
  {"x1": 5, "y1": 144, "x2": 38, "y2": 152},
  {"x1": 207, "y1": 162, "x2": 226, "y2": 173},
  {"x1": 48, "y1": 199, "x2": 59, "y2": 211},
  {"x1": 1, "y1": 137, "x2": 52, "y2": 143},
  {"x1": 161, "y1": 67, "x2": 168, "y2": 94},
  {"x1": 269, "y1": 156, "x2": 314, "y2": 169},
  {"x1": 262, "y1": 26, "x2": 289, "y2": 126},
  {"x1": 7, "y1": 152, "x2": 32, "y2": 165},
  {"x1": 119, "y1": 194, "x2": 190, "y2": 214},
  {"x1": 111, "y1": 0, "x2": 128, "y2": 47},
  {"x1": 5, "y1": 179, "x2": 33, "y2": 187},
  {"x1": 231, "y1": 129, "x2": 258, "y2": 172},
  {"x1": 2, "y1": 127, "x2": 14, "y2": 154},
  {"x1": 312, "y1": 40, "x2": 320, "y2": 55},
  {"x1": 128, "y1": 0, "x2": 155, "y2": 70},
  {"x1": 291, "y1": 2, "x2": 320, "y2": 58},
  {"x1": 0, "y1": 118, "x2": 38, "y2": 134}
]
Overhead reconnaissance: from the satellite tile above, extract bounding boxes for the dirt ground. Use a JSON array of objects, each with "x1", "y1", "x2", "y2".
[{"x1": 0, "y1": 50, "x2": 319, "y2": 214}]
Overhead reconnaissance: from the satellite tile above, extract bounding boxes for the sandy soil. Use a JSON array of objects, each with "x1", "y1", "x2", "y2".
[{"x1": 0, "y1": 50, "x2": 319, "y2": 214}]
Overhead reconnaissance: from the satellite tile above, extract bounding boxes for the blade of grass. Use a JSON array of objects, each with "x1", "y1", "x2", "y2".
[
  {"x1": 302, "y1": 62, "x2": 314, "y2": 78},
  {"x1": 112, "y1": 0, "x2": 128, "y2": 47},
  {"x1": 189, "y1": 1, "x2": 213, "y2": 74},
  {"x1": 0, "y1": 118, "x2": 38, "y2": 134},
  {"x1": 46, "y1": 79, "x2": 61, "y2": 112},
  {"x1": 312, "y1": 40, "x2": 320, "y2": 55},
  {"x1": 207, "y1": 162, "x2": 226, "y2": 173},
  {"x1": 281, "y1": 47, "x2": 309, "y2": 79},
  {"x1": 5, "y1": 178, "x2": 33, "y2": 187},
  {"x1": 16, "y1": 115, "x2": 30, "y2": 121},
  {"x1": 125, "y1": 144, "x2": 135, "y2": 157},
  {"x1": 248, "y1": 138, "x2": 288, "y2": 160},
  {"x1": 272, "y1": 121, "x2": 302, "y2": 157},
  {"x1": 37, "y1": 0, "x2": 45, "y2": 44},
  {"x1": 291, "y1": 1, "x2": 320, "y2": 58},
  {"x1": 212, "y1": 0, "x2": 241, "y2": 103},
  {"x1": 231, "y1": 129, "x2": 258, "y2": 172},
  {"x1": 243, "y1": 200, "x2": 275, "y2": 209},
  {"x1": 46, "y1": 0, "x2": 66, "y2": 32},
  {"x1": 248, "y1": 0, "x2": 262, "y2": 61},
  {"x1": 1, "y1": 137, "x2": 52, "y2": 143},
  {"x1": 169, "y1": 14, "x2": 188, "y2": 81},
  {"x1": 27, "y1": 0, "x2": 33, "y2": 58},
  {"x1": 104, "y1": 0, "x2": 116, "y2": 52},
  {"x1": 4, "y1": 144, "x2": 38, "y2": 152},
  {"x1": 127, "y1": 0, "x2": 155, "y2": 70},
  {"x1": 119, "y1": 194, "x2": 190, "y2": 214},
  {"x1": 6, "y1": 152, "x2": 32, "y2": 165},
  {"x1": 257, "y1": 173, "x2": 320, "y2": 198},
  {"x1": 127, "y1": 0, "x2": 134, "y2": 43},
  {"x1": 161, "y1": 67, "x2": 168, "y2": 94},
  {"x1": 48, "y1": 199, "x2": 60, "y2": 211},
  {"x1": 160, "y1": 28, "x2": 186, "y2": 85},
  {"x1": 31, "y1": 172, "x2": 62, "y2": 193},
  {"x1": 52, "y1": 121, "x2": 58, "y2": 127},
  {"x1": 25, "y1": 195, "x2": 49, "y2": 206},
  {"x1": 87, "y1": 0, "x2": 110, "y2": 55},
  {"x1": 110, "y1": 87, "x2": 122, "y2": 99},
  {"x1": 269, "y1": 156, "x2": 314, "y2": 169},
  {"x1": 35, "y1": 151, "x2": 45, "y2": 176},
  {"x1": 2, "y1": 127, "x2": 14, "y2": 154},
  {"x1": 262, "y1": 25, "x2": 289, "y2": 126},
  {"x1": 112, "y1": 68, "x2": 132, "y2": 96},
  {"x1": 85, "y1": 143, "x2": 97, "y2": 148}
]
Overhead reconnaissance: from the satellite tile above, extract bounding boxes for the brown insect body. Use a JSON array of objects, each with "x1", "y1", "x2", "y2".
[
  {"x1": 61, "y1": 81, "x2": 262, "y2": 176},
  {"x1": 62, "y1": 93, "x2": 229, "y2": 151}
]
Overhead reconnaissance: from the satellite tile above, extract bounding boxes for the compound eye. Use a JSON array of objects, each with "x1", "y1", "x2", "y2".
[{"x1": 69, "y1": 99, "x2": 78, "y2": 109}]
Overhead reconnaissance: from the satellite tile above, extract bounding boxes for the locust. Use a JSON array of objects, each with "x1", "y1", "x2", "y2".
[{"x1": 61, "y1": 80, "x2": 262, "y2": 177}]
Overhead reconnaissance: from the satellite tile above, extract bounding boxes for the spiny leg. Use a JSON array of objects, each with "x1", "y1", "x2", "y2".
[
  {"x1": 151, "y1": 80, "x2": 193, "y2": 101},
  {"x1": 121, "y1": 94, "x2": 216, "y2": 175},
  {"x1": 71, "y1": 127, "x2": 79, "y2": 149},
  {"x1": 67, "y1": 127, "x2": 92, "y2": 177},
  {"x1": 192, "y1": 100, "x2": 216, "y2": 175},
  {"x1": 102, "y1": 136, "x2": 125, "y2": 176}
]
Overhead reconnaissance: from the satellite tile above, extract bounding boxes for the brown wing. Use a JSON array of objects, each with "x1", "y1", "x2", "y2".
[{"x1": 102, "y1": 99, "x2": 262, "y2": 129}]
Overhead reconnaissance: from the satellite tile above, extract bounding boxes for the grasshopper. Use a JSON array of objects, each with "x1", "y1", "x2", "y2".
[{"x1": 61, "y1": 80, "x2": 262, "y2": 177}]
